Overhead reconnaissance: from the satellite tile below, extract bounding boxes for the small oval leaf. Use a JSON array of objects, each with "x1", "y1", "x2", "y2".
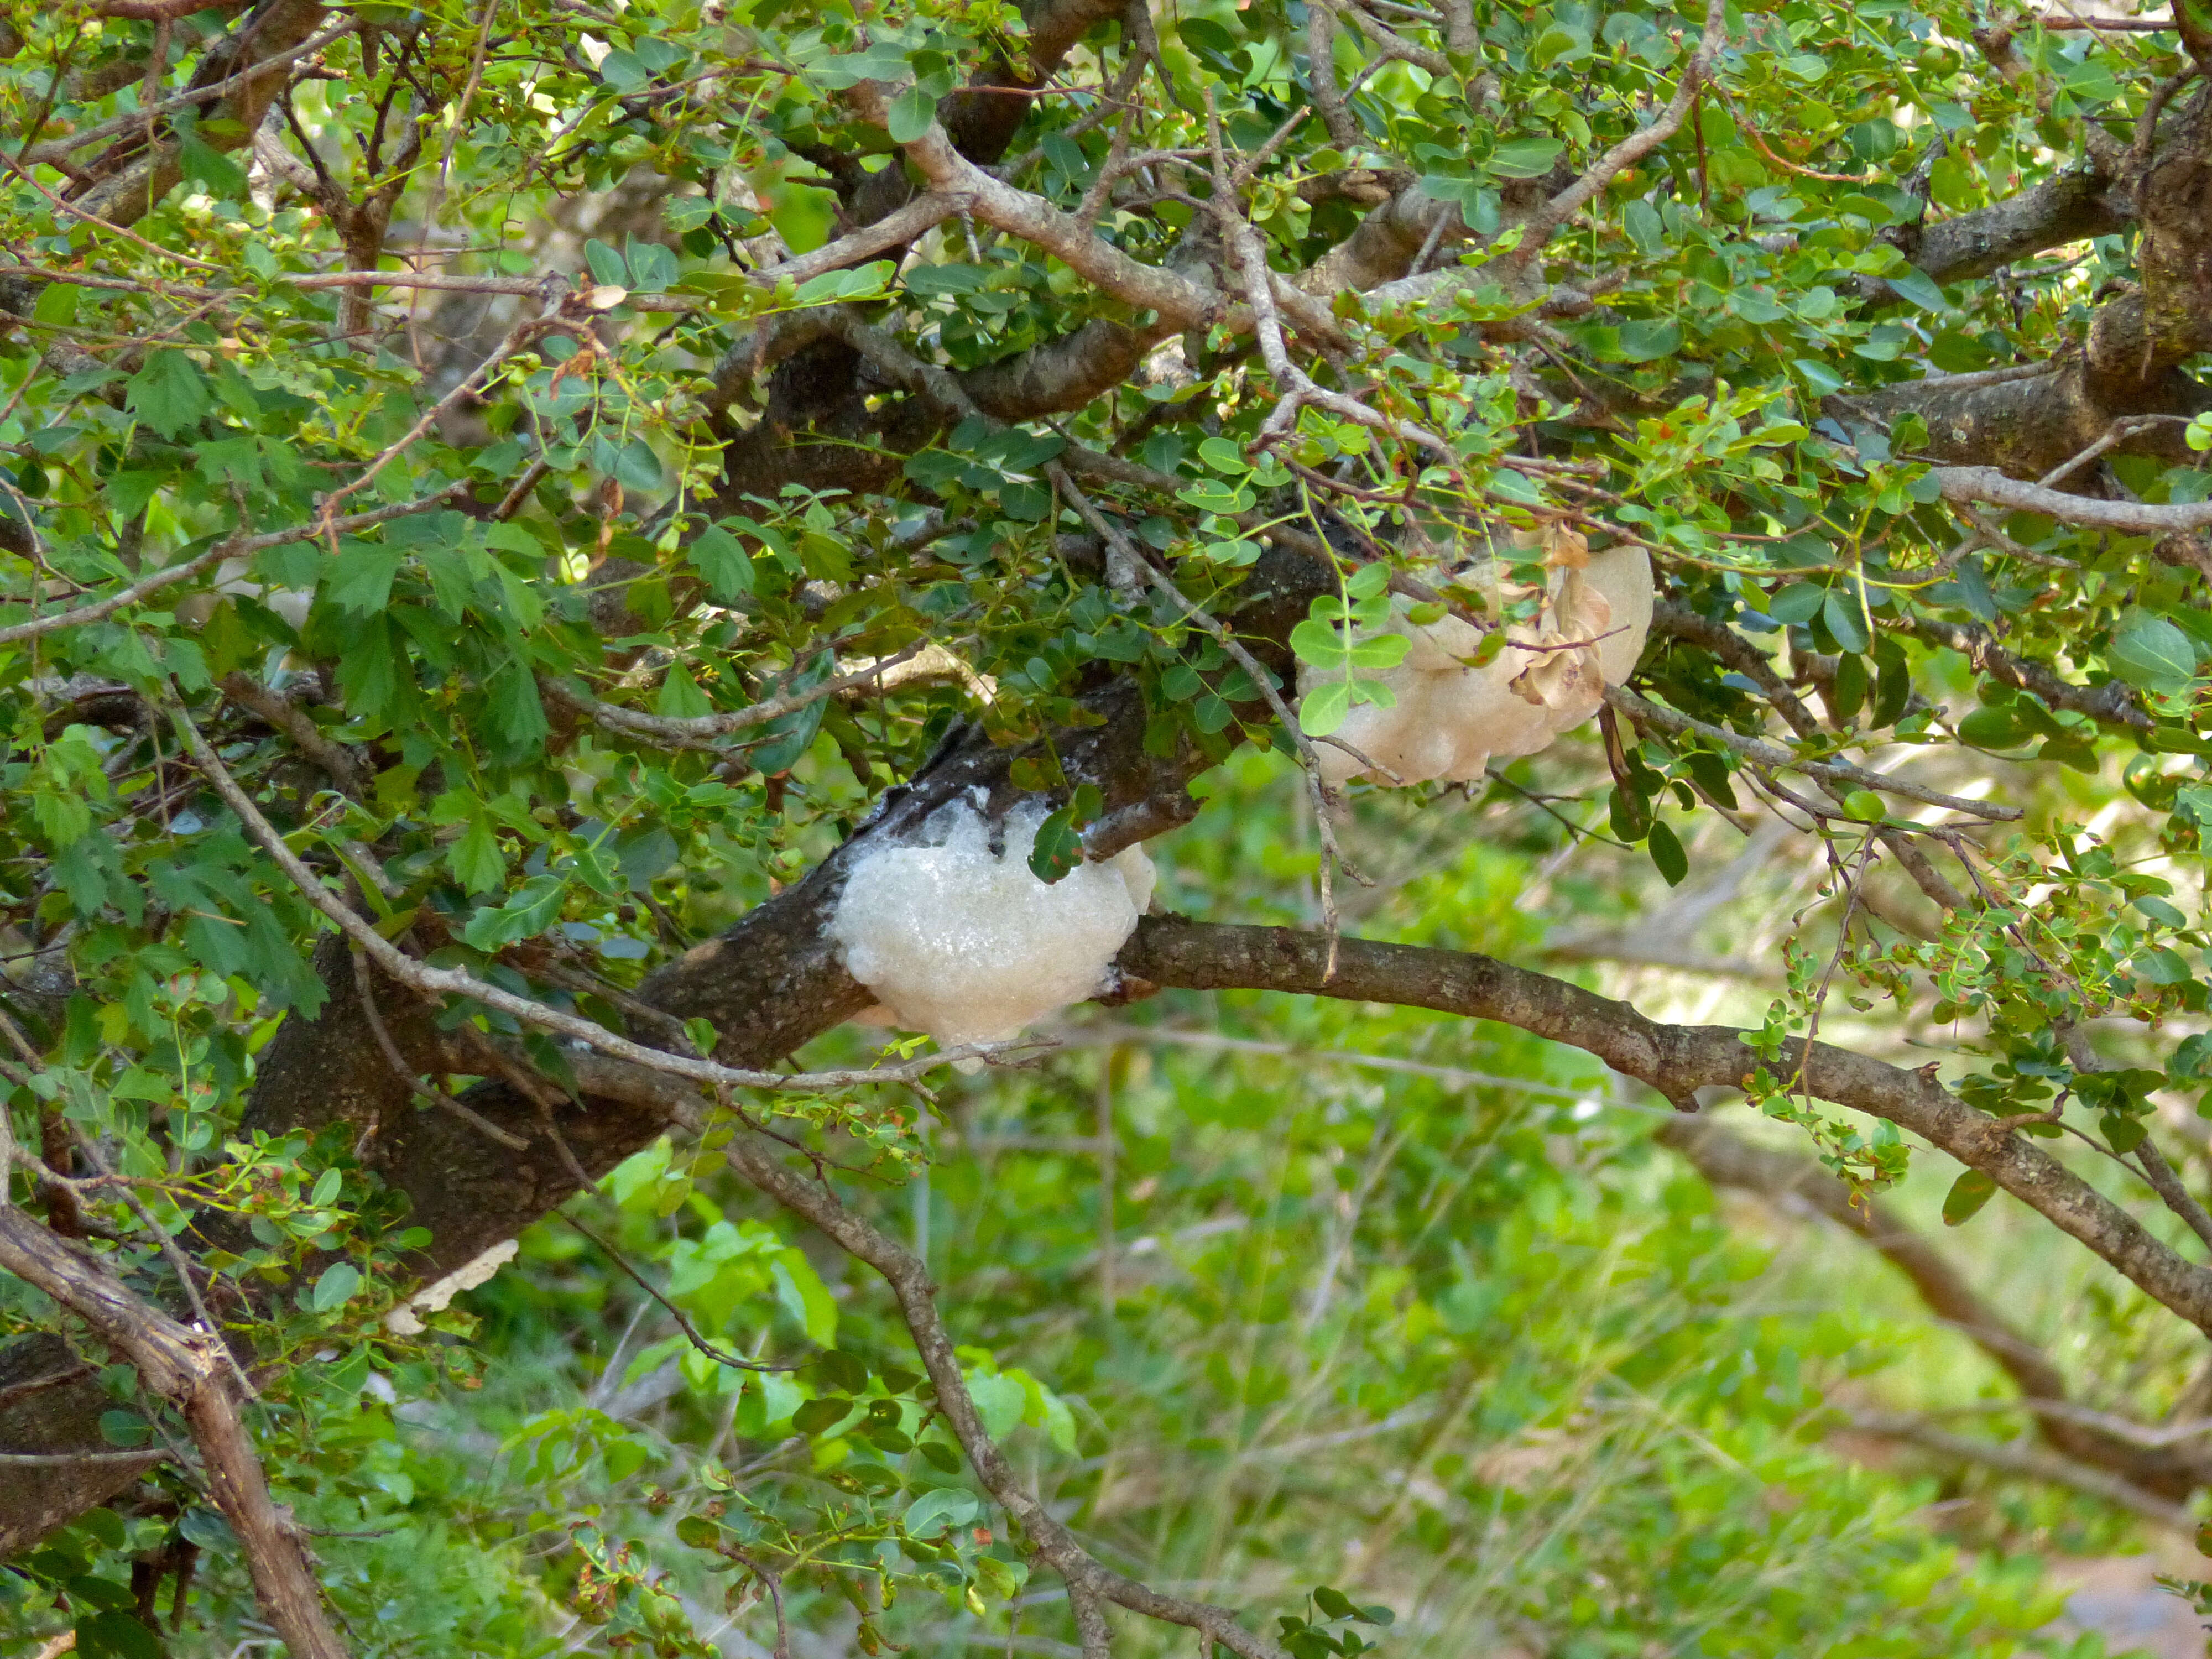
[{"x1": 1942, "y1": 1169, "x2": 1997, "y2": 1226}]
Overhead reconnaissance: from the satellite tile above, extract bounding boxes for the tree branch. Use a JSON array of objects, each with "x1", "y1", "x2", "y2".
[
  {"x1": 0, "y1": 1209, "x2": 348, "y2": 1657},
  {"x1": 1659, "y1": 1115, "x2": 2211, "y2": 1496},
  {"x1": 1936, "y1": 465, "x2": 2212, "y2": 532},
  {"x1": 1115, "y1": 916, "x2": 2212, "y2": 1337},
  {"x1": 1846, "y1": 1410, "x2": 2195, "y2": 1531},
  {"x1": 564, "y1": 1050, "x2": 1296, "y2": 1659}
]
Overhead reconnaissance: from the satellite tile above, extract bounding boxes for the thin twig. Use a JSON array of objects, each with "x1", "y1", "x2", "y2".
[
  {"x1": 167, "y1": 698, "x2": 1013, "y2": 1095},
  {"x1": 1050, "y1": 463, "x2": 1365, "y2": 977},
  {"x1": 557, "y1": 1211, "x2": 799, "y2": 1373},
  {"x1": 349, "y1": 948, "x2": 533, "y2": 1152}
]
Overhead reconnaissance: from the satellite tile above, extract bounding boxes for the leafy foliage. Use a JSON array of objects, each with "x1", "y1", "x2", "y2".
[{"x1": 5, "y1": 0, "x2": 2212, "y2": 1650}]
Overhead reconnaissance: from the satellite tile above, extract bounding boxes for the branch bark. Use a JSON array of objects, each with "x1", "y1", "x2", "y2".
[
  {"x1": 0, "y1": 1210, "x2": 348, "y2": 1657},
  {"x1": 1114, "y1": 917, "x2": 2212, "y2": 1337}
]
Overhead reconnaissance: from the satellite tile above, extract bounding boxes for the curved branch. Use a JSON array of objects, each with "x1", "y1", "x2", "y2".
[
  {"x1": 1514, "y1": 0, "x2": 1729, "y2": 254},
  {"x1": 1115, "y1": 916, "x2": 2212, "y2": 1337},
  {"x1": 564, "y1": 1051, "x2": 1295, "y2": 1659},
  {"x1": 1660, "y1": 1115, "x2": 2211, "y2": 1496},
  {"x1": 0, "y1": 1209, "x2": 348, "y2": 1657}
]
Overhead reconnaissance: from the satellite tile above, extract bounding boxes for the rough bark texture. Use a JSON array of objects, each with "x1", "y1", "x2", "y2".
[
  {"x1": 1838, "y1": 90, "x2": 2212, "y2": 483},
  {"x1": 0, "y1": 1210, "x2": 348, "y2": 1657}
]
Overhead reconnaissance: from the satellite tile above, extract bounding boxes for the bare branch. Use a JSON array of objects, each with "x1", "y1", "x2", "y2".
[
  {"x1": 1936, "y1": 465, "x2": 2212, "y2": 533},
  {"x1": 166, "y1": 699, "x2": 1021, "y2": 1096},
  {"x1": 1603, "y1": 685, "x2": 2023, "y2": 821},
  {"x1": 0, "y1": 481, "x2": 476, "y2": 648},
  {"x1": 580, "y1": 1050, "x2": 1299, "y2": 1659},
  {"x1": 1116, "y1": 917, "x2": 2212, "y2": 1338},
  {"x1": 1846, "y1": 1410, "x2": 2194, "y2": 1531},
  {"x1": 0, "y1": 1209, "x2": 350, "y2": 1658},
  {"x1": 1516, "y1": 0, "x2": 1729, "y2": 252},
  {"x1": 539, "y1": 643, "x2": 928, "y2": 752}
]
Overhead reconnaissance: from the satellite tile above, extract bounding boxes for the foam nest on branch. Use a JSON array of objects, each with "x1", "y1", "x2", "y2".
[
  {"x1": 1303, "y1": 545, "x2": 1654, "y2": 787},
  {"x1": 828, "y1": 795, "x2": 1156, "y2": 1049}
]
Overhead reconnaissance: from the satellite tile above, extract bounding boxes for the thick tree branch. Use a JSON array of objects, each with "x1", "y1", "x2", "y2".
[
  {"x1": 1913, "y1": 166, "x2": 2131, "y2": 285},
  {"x1": 0, "y1": 1334, "x2": 163, "y2": 1556},
  {"x1": 1114, "y1": 917, "x2": 2212, "y2": 1337}
]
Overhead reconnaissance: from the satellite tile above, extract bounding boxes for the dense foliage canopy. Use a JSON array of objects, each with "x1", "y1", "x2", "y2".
[{"x1": 7, "y1": 0, "x2": 2212, "y2": 1651}]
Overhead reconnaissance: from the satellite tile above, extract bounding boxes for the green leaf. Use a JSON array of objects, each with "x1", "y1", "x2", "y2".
[
  {"x1": 310, "y1": 1262, "x2": 362, "y2": 1313},
  {"x1": 2136, "y1": 894, "x2": 2189, "y2": 929},
  {"x1": 1622, "y1": 200, "x2": 1664, "y2": 257},
  {"x1": 1958, "y1": 706, "x2": 2029, "y2": 749},
  {"x1": 674, "y1": 1513, "x2": 724, "y2": 1549},
  {"x1": 1828, "y1": 652, "x2": 1867, "y2": 723},
  {"x1": 76, "y1": 1610, "x2": 164, "y2": 1659},
  {"x1": 1647, "y1": 820, "x2": 1687, "y2": 886},
  {"x1": 905, "y1": 262, "x2": 989, "y2": 296},
  {"x1": 583, "y1": 238, "x2": 628, "y2": 286},
  {"x1": 792, "y1": 1395, "x2": 851, "y2": 1435},
  {"x1": 1766, "y1": 584, "x2": 1825, "y2": 625},
  {"x1": 1885, "y1": 265, "x2": 1950, "y2": 312},
  {"x1": 1615, "y1": 318, "x2": 1682, "y2": 362},
  {"x1": 125, "y1": 352, "x2": 211, "y2": 439},
  {"x1": 176, "y1": 1507, "x2": 237, "y2": 1551},
  {"x1": 1197, "y1": 435, "x2": 1250, "y2": 474},
  {"x1": 902, "y1": 1487, "x2": 980, "y2": 1539},
  {"x1": 888, "y1": 85, "x2": 937, "y2": 143},
  {"x1": 2133, "y1": 946, "x2": 2194, "y2": 987},
  {"x1": 2111, "y1": 616, "x2": 2199, "y2": 693},
  {"x1": 1298, "y1": 679, "x2": 1353, "y2": 738},
  {"x1": 1313, "y1": 1587, "x2": 1359, "y2": 1622},
  {"x1": 2103, "y1": 1111, "x2": 2148, "y2": 1154},
  {"x1": 33, "y1": 790, "x2": 92, "y2": 849},
  {"x1": 656, "y1": 665, "x2": 713, "y2": 719},
  {"x1": 327, "y1": 544, "x2": 405, "y2": 614},
  {"x1": 449, "y1": 817, "x2": 506, "y2": 895},
  {"x1": 1841, "y1": 790, "x2": 1887, "y2": 822},
  {"x1": 485, "y1": 664, "x2": 550, "y2": 756},
  {"x1": 623, "y1": 235, "x2": 680, "y2": 293},
  {"x1": 1822, "y1": 589, "x2": 1870, "y2": 654},
  {"x1": 99, "y1": 1411, "x2": 152, "y2": 1448},
  {"x1": 177, "y1": 128, "x2": 247, "y2": 199},
  {"x1": 688, "y1": 524, "x2": 756, "y2": 602},
  {"x1": 460, "y1": 873, "x2": 568, "y2": 950},
  {"x1": 1942, "y1": 1169, "x2": 1997, "y2": 1225},
  {"x1": 771, "y1": 1250, "x2": 839, "y2": 1345},
  {"x1": 1490, "y1": 136, "x2": 1566, "y2": 176},
  {"x1": 1684, "y1": 750, "x2": 1738, "y2": 810},
  {"x1": 1027, "y1": 805, "x2": 1085, "y2": 884}
]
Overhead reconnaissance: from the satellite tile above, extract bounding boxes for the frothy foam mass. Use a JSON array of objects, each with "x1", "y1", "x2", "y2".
[
  {"x1": 1303, "y1": 545, "x2": 1653, "y2": 787},
  {"x1": 828, "y1": 796, "x2": 1155, "y2": 1048}
]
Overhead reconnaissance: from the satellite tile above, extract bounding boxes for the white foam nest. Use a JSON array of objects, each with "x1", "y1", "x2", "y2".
[
  {"x1": 1302, "y1": 545, "x2": 1653, "y2": 788},
  {"x1": 828, "y1": 796, "x2": 1155, "y2": 1048}
]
